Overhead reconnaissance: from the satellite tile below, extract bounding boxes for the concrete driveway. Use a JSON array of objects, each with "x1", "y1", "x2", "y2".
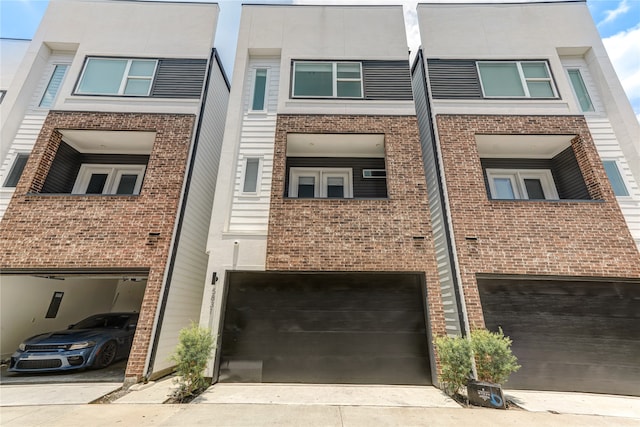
[{"x1": 0, "y1": 360, "x2": 126, "y2": 385}]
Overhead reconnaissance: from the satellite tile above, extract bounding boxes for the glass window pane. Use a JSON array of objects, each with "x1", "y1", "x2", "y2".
[
  {"x1": 479, "y1": 63, "x2": 525, "y2": 96},
  {"x1": 293, "y1": 63, "x2": 333, "y2": 97},
  {"x1": 298, "y1": 176, "x2": 315, "y2": 198},
  {"x1": 124, "y1": 79, "x2": 152, "y2": 95},
  {"x1": 568, "y1": 69, "x2": 595, "y2": 112},
  {"x1": 337, "y1": 81, "x2": 362, "y2": 98},
  {"x1": 524, "y1": 179, "x2": 546, "y2": 199},
  {"x1": 494, "y1": 178, "x2": 516, "y2": 199},
  {"x1": 521, "y1": 62, "x2": 549, "y2": 78},
  {"x1": 129, "y1": 60, "x2": 156, "y2": 77},
  {"x1": 603, "y1": 161, "x2": 629, "y2": 196},
  {"x1": 243, "y1": 158, "x2": 260, "y2": 193},
  {"x1": 40, "y1": 65, "x2": 68, "y2": 108},
  {"x1": 327, "y1": 177, "x2": 344, "y2": 198},
  {"x1": 116, "y1": 174, "x2": 138, "y2": 194},
  {"x1": 252, "y1": 69, "x2": 267, "y2": 110},
  {"x1": 4, "y1": 154, "x2": 29, "y2": 187},
  {"x1": 78, "y1": 59, "x2": 127, "y2": 94},
  {"x1": 337, "y1": 63, "x2": 360, "y2": 79},
  {"x1": 527, "y1": 81, "x2": 554, "y2": 97},
  {"x1": 86, "y1": 174, "x2": 108, "y2": 194}
]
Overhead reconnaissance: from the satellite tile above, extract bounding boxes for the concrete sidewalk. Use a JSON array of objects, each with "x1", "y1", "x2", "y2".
[{"x1": 1, "y1": 403, "x2": 638, "y2": 426}]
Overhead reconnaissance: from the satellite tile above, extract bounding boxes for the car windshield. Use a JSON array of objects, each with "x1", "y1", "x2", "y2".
[{"x1": 72, "y1": 314, "x2": 131, "y2": 329}]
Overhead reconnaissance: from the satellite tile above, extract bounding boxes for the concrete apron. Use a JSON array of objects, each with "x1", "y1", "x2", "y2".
[{"x1": 0, "y1": 383, "x2": 122, "y2": 406}]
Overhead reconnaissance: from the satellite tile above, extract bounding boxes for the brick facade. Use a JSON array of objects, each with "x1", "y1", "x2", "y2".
[
  {"x1": 435, "y1": 114, "x2": 640, "y2": 328},
  {"x1": 266, "y1": 114, "x2": 448, "y2": 341},
  {"x1": 0, "y1": 111, "x2": 196, "y2": 379}
]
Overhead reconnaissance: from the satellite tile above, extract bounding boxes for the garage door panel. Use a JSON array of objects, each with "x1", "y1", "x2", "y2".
[
  {"x1": 225, "y1": 308, "x2": 425, "y2": 333},
  {"x1": 478, "y1": 278, "x2": 640, "y2": 396},
  {"x1": 261, "y1": 356, "x2": 431, "y2": 384},
  {"x1": 220, "y1": 272, "x2": 431, "y2": 385},
  {"x1": 222, "y1": 331, "x2": 429, "y2": 358},
  {"x1": 487, "y1": 314, "x2": 640, "y2": 340}
]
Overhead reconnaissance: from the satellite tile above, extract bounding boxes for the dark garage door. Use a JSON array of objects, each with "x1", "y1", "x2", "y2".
[
  {"x1": 219, "y1": 272, "x2": 431, "y2": 385},
  {"x1": 478, "y1": 277, "x2": 640, "y2": 396}
]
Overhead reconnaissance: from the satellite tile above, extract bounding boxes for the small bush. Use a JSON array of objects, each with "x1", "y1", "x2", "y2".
[
  {"x1": 471, "y1": 328, "x2": 520, "y2": 385},
  {"x1": 171, "y1": 322, "x2": 215, "y2": 401},
  {"x1": 434, "y1": 334, "x2": 472, "y2": 396},
  {"x1": 435, "y1": 328, "x2": 520, "y2": 396}
]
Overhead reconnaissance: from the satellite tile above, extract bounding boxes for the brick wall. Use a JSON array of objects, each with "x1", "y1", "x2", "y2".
[
  {"x1": 435, "y1": 114, "x2": 640, "y2": 328},
  {"x1": 266, "y1": 114, "x2": 448, "y2": 342},
  {"x1": 0, "y1": 111, "x2": 195, "y2": 379}
]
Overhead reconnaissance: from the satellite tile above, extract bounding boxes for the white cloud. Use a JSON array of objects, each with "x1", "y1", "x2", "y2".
[
  {"x1": 599, "y1": 0, "x2": 630, "y2": 26},
  {"x1": 603, "y1": 24, "x2": 640, "y2": 115}
]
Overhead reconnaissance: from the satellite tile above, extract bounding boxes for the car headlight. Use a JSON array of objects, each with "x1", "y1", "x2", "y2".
[
  {"x1": 18, "y1": 343, "x2": 26, "y2": 351},
  {"x1": 68, "y1": 341, "x2": 96, "y2": 350}
]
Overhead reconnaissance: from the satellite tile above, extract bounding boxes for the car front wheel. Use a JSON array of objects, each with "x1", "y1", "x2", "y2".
[{"x1": 93, "y1": 341, "x2": 117, "y2": 369}]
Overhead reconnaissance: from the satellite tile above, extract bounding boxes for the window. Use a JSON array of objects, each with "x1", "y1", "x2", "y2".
[
  {"x1": 241, "y1": 157, "x2": 261, "y2": 194},
  {"x1": 289, "y1": 168, "x2": 353, "y2": 198},
  {"x1": 602, "y1": 160, "x2": 629, "y2": 197},
  {"x1": 76, "y1": 58, "x2": 157, "y2": 96},
  {"x1": 3, "y1": 153, "x2": 29, "y2": 187},
  {"x1": 0, "y1": 90, "x2": 6, "y2": 104},
  {"x1": 567, "y1": 69, "x2": 595, "y2": 112},
  {"x1": 72, "y1": 164, "x2": 145, "y2": 195},
  {"x1": 292, "y1": 61, "x2": 362, "y2": 98},
  {"x1": 251, "y1": 69, "x2": 268, "y2": 111},
  {"x1": 363, "y1": 169, "x2": 386, "y2": 178},
  {"x1": 39, "y1": 65, "x2": 69, "y2": 108},
  {"x1": 486, "y1": 169, "x2": 559, "y2": 200},
  {"x1": 478, "y1": 61, "x2": 556, "y2": 98}
]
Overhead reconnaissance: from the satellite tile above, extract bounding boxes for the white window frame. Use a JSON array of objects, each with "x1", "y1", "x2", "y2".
[
  {"x1": 486, "y1": 169, "x2": 559, "y2": 200},
  {"x1": 240, "y1": 157, "x2": 263, "y2": 196},
  {"x1": 288, "y1": 167, "x2": 353, "y2": 198},
  {"x1": 602, "y1": 159, "x2": 631, "y2": 198},
  {"x1": 291, "y1": 61, "x2": 363, "y2": 99},
  {"x1": 3, "y1": 152, "x2": 29, "y2": 188},
  {"x1": 38, "y1": 64, "x2": 69, "y2": 108},
  {"x1": 565, "y1": 67, "x2": 596, "y2": 113},
  {"x1": 477, "y1": 61, "x2": 557, "y2": 99},
  {"x1": 75, "y1": 58, "x2": 158, "y2": 96},
  {"x1": 72, "y1": 164, "x2": 146, "y2": 195},
  {"x1": 249, "y1": 68, "x2": 269, "y2": 112}
]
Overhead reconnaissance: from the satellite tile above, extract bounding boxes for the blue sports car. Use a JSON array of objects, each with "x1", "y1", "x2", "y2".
[{"x1": 9, "y1": 312, "x2": 139, "y2": 373}]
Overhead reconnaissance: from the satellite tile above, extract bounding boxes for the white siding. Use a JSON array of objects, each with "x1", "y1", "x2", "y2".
[
  {"x1": 588, "y1": 117, "x2": 640, "y2": 250},
  {"x1": 151, "y1": 58, "x2": 230, "y2": 374},
  {"x1": 0, "y1": 51, "x2": 73, "y2": 218},
  {"x1": 228, "y1": 58, "x2": 279, "y2": 233}
]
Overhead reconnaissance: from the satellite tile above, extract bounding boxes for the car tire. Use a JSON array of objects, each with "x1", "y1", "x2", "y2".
[{"x1": 94, "y1": 341, "x2": 117, "y2": 369}]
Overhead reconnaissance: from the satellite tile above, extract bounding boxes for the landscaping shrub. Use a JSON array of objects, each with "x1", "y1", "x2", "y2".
[
  {"x1": 434, "y1": 334, "x2": 472, "y2": 396},
  {"x1": 171, "y1": 322, "x2": 215, "y2": 401},
  {"x1": 471, "y1": 328, "x2": 520, "y2": 385}
]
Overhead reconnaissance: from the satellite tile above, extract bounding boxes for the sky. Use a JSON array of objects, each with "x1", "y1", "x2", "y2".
[{"x1": 1, "y1": 0, "x2": 639, "y2": 120}]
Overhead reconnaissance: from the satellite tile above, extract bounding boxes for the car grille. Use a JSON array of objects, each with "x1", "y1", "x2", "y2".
[
  {"x1": 16, "y1": 359, "x2": 62, "y2": 369},
  {"x1": 24, "y1": 344, "x2": 69, "y2": 351}
]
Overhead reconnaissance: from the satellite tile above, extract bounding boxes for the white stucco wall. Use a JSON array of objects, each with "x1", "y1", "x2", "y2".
[
  {"x1": 0, "y1": 39, "x2": 30, "y2": 92},
  {"x1": 417, "y1": 2, "x2": 640, "y2": 182}
]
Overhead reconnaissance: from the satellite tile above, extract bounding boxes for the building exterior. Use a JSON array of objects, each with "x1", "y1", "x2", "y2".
[
  {"x1": 200, "y1": 4, "x2": 448, "y2": 385},
  {"x1": 0, "y1": 0, "x2": 229, "y2": 382},
  {"x1": 412, "y1": 0, "x2": 640, "y2": 395}
]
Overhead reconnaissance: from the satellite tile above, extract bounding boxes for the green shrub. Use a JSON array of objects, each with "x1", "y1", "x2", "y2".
[
  {"x1": 471, "y1": 328, "x2": 520, "y2": 385},
  {"x1": 171, "y1": 322, "x2": 215, "y2": 400},
  {"x1": 435, "y1": 328, "x2": 520, "y2": 396},
  {"x1": 434, "y1": 334, "x2": 472, "y2": 396}
]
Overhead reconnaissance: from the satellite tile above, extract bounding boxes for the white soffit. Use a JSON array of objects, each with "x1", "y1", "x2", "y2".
[
  {"x1": 475, "y1": 134, "x2": 574, "y2": 158},
  {"x1": 60, "y1": 130, "x2": 156, "y2": 154},
  {"x1": 287, "y1": 133, "x2": 385, "y2": 158}
]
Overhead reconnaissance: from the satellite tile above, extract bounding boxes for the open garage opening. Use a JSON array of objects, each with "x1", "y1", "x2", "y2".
[
  {"x1": 0, "y1": 271, "x2": 147, "y2": 383},
  {"x1": 218, "y1": 271, "x2": 432, "y2": 385}
]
